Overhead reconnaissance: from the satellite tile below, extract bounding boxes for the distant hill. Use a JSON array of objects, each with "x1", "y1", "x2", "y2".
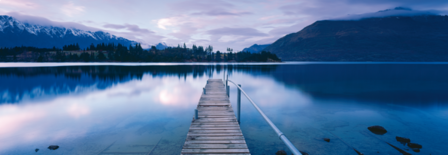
[
  {"x1": 155, "y1": 42, "x2": 168, "y2": 50},
  {"x1": 0, "y1": 15, "x2": 135, "y2": 48},
  {"x1": 242, "y1": 44, "x2": 270, "y2": 53},
  {"x1": 264, "y1": 14, "x2": 448, "y2": 61}
]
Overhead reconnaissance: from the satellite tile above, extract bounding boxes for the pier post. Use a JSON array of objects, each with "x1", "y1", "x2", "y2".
[
  {"x1": 226, "y1": 74, "x2": 228, "y2": 86},
  {"x1": 203, "y1": 88, "x2": 206, "y2": 94},
  {"x1": 195, "y1": 109, "x2": 198, "y2": 120},
  {"x1": 237, "y1": 84, "x2": 241, "y2": 124},
  {"x1": 226, "y1": 85, "x2": 230, "y2": 97}
]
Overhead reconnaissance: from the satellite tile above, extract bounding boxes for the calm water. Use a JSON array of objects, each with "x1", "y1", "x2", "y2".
[{"x1": 1, "y1": 63, "x2": 448, "y2": 155}]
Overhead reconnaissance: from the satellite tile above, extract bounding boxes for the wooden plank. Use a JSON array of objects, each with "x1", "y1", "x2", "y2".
[
  {"x1": 181, "y1": 154, "x2": 250, "y2": 155},
  {"x1": 198, "y1": 113, "x2": 235, "y2": 116},
  {"x1": 197, "y1": 107, "x2": 232, "y2": 110},
  {"x1": 189, "y1": 129, "x2": 242, "y2": 133},
  {"x1": 189, "y1": 127, "x2": 241, "y2": 130},
  {"x1": 190, "y1": 126, "x2": 240, "y2": 128},
  {"x1": 183, "y1": 144, "x2": 248, "y2": 149},
  {"x1": 182, "y1": 79, "x2": 250, "y2": 155},
  {"x1": 185, "y1": 140, "x2": 247, "y2": 144},
  {"x1": 187, "y1": 133, "x2": 243, "y2": 136},
  {"x1": 199, "y1": 99, "x2": 229, "y2": 102},
  {"x1": 181, "y1": 149, "x2": 250, "y2": 153},
  {"x1": 198, "y1": 112, "x2": 235, "y2": 115},
  {"x1": 191, "y1": 122, "x2": 239, "y2": 125},
  {"x1": 187, "y1": 136, "x2": 245, "y2": 140},
  {"x1": 191, "y1": 123, "x2": 239, "y2": 125},
  {"x1": 198, "y1": 116, "x2": 235, "y2": 119},
  {"x1": 198, "y1": 103, "x2": 231, "y2": 106}
]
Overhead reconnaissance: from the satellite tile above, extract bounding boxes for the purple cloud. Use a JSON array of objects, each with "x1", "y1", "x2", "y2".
[
  {"x1": 207, "y1": 27, "x2": 267, "y2": 36},
  {"x1": 191, "y1": 10, "x2": 252, "y2": 16},
  {"x1": 169, "y1": 0, "x2": 234, "y2": 12},
  {"x1": 103, "y1": 24, "x2": 127, "y2": 29},
  {"x1": 103, "y1": 24, "x2": 155, "y2": 34},
  {"x1": 345, "y1": 0, "x2": 448, "y2": 7},
  {"x1": 169, "y1": 0, "x2": 252, "y2": 17},
  {"x1": 331, "y1": 7, "x2": 445, "y2": 20}
]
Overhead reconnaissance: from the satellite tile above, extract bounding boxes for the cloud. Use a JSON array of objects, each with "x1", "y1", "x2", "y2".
[
  {"x1": 61, "y1": 1, "x2": 85, "y2": 17},
  {"x1": 103, "y1": 24, "x2": 127, "y2": 29},
  {"x1": 103, "y1": 23, "x2": 163, "y2": 47},
  {"x1": 331, "y1": 7, "x2": 445, "y2": 20},
  {"x1": 107, "y1": 31, "x2": 164, "y2": 48},
  {"x1": 157, "y1": 17, "x2": 180, "y2": 30},
  {"x1": 0, "y1": 0, "x2": 38, "y2": 8},
  {"x1": 191, "y1": 10, "x2": 252, "y2": 16},
  {"x1": 6, "y1": 12, "x2": 100, "y2": 31},
  {"x1": 104, "y1": 24, "x2": 155, "y2": 34},
  {"x1": 5, "y1": 0, "x2": 448, "y2": 52},
  {"x1": 169, "y1": 0, "x2": 234, "y2": 12},
  {"x1": 204, "y1": 27, "x2": 270, "y2": 50},
  {"x1": 344, "y1": 0, "x2": 448, "y2": 7},
  {"x1": 207, "y1": 27, "x2": 268, "y2": 37},
  {"x1": 168, "y1": 23, "x2": 198, "y2": 42}
]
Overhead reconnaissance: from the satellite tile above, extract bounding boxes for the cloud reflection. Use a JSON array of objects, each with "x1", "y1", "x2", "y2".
[
  {"x1": 0, "y1": 73, "x2": 208, "y2": 153},
  {"x1": 67, "y1": 103, "x2": 91, "y2": 119}
]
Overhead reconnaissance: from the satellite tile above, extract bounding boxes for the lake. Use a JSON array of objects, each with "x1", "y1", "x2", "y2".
[{"x1": 1, "y1": 62, "x2": 447, "y2": 155}]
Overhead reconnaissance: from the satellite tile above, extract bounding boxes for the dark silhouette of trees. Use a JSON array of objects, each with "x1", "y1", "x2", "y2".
[
  {"x1": 0, "y1": 43, "x2": 281, "y2": 62},
  {"x1": 63, "y1": 43, "x2": 80, "y2": 51},
  {"x1": 97, "y1": 51, "x2": 106, "y2": 60},
  {"x1": 216, "y1": 51, "x2": 222, "y2": 62}
]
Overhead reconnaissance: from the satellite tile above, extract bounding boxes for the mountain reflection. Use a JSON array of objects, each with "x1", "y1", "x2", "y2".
[
  {"x1": 2, "y1": 64, "x2": 448, "y2": 105},
  {"x1": 271, "y1": 64, "x2": 448, "y2": 105},
  {"x1": 0, "y1": 65, "x2": 277, "y2": 103}
]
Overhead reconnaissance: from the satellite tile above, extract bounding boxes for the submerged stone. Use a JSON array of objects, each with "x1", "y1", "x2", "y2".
[
  {"x1": 367, "y1": 125, "x2": 387, "y2": 135},
  {"x1": 35, "y1": 148, "x2": 39, "y2": 152},
  {"x1": 412, "y1": 148, "x2": 421, "y2": 152},
  {"x1": 48, "y1": 145, "x2": 59, "y2": 150},
  {"x1": 408, "y1": 143, "x2": 422, "y2": 149},
  {"x1": 276, "y1": 150, "x2": 287, "y2": 155},
  {"x1": 396, "y1": 136, "x2": 411, "y2": 143},
  {"x1": 323, "y1": 138, "x2": 330, "y2": 142}
]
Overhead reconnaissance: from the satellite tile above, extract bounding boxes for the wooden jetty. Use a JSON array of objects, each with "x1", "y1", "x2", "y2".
[{"x1": 181, "y1": 79, "x2": 250, "y2": 155}]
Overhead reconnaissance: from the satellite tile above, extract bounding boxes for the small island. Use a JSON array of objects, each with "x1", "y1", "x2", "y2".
[{"x1": 0, "y1": 43, "x2": 281, "y2": 62}]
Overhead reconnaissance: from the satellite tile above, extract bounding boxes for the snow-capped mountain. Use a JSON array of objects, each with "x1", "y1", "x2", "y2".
[{"x1": 0, "y1": 15, "x2": 134, "y2": 48}]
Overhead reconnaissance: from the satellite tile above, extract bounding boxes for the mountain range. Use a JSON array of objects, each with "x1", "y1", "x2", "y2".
[
  {"x1": 263, "y1": 10, "x2": 448, "y2": 61},
  {"x1": 0, "y1": 15, "x2": 135, "y2": 48}
]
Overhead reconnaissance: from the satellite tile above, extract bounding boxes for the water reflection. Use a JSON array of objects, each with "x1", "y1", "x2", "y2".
[
  {"x1": 1, "y1": 63, "x2": 448, "y2": 155},
  {"x1": 0, "y1": 65, "x2": 276, "y2": 103}
]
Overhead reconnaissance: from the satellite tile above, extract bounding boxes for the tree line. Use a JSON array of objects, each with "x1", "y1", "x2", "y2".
[{"x1": 0, "y1": 43, "x2": 281, "y2": 62}]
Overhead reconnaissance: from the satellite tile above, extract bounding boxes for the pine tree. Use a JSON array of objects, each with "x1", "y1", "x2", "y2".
[{"x1": 216, "y1": 51, "x2": 222, "y2": 61}]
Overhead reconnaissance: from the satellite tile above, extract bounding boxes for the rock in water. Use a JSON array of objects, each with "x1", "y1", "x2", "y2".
[
  {"x1": 412, "y1": 148, "x2": 421, "y2": 152},
  {"x1": 367, "y1": 125, "x2": 387, "y2": 135},
  {"x1": 276, "y1": 150, "x2": 287, "y2": 155},
  {"x1": 396, "y1": 136, "x2": 411, "y2": 143},
  {"x1": 324, "y1": 138, "x2": 330, "y2": 142},
  {"x1": 35, "y1": 148, "x2": 39, "y2": 152},
  {"x1": 48, "y1": 145, "x2": 59, "y2": 150},
  {"x1": 408, "y1": 143, "x2": 422, "y2": 149}
]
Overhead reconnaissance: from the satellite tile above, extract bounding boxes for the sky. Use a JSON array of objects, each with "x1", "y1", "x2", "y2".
[{"x1": 1, "y1": 0, "x2": 448, "y2": 51}]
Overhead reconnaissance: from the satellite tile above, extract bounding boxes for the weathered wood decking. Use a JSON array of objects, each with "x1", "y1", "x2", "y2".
[{"x1": 181, "y1": 79, "x2": 250, "y2": 155}]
